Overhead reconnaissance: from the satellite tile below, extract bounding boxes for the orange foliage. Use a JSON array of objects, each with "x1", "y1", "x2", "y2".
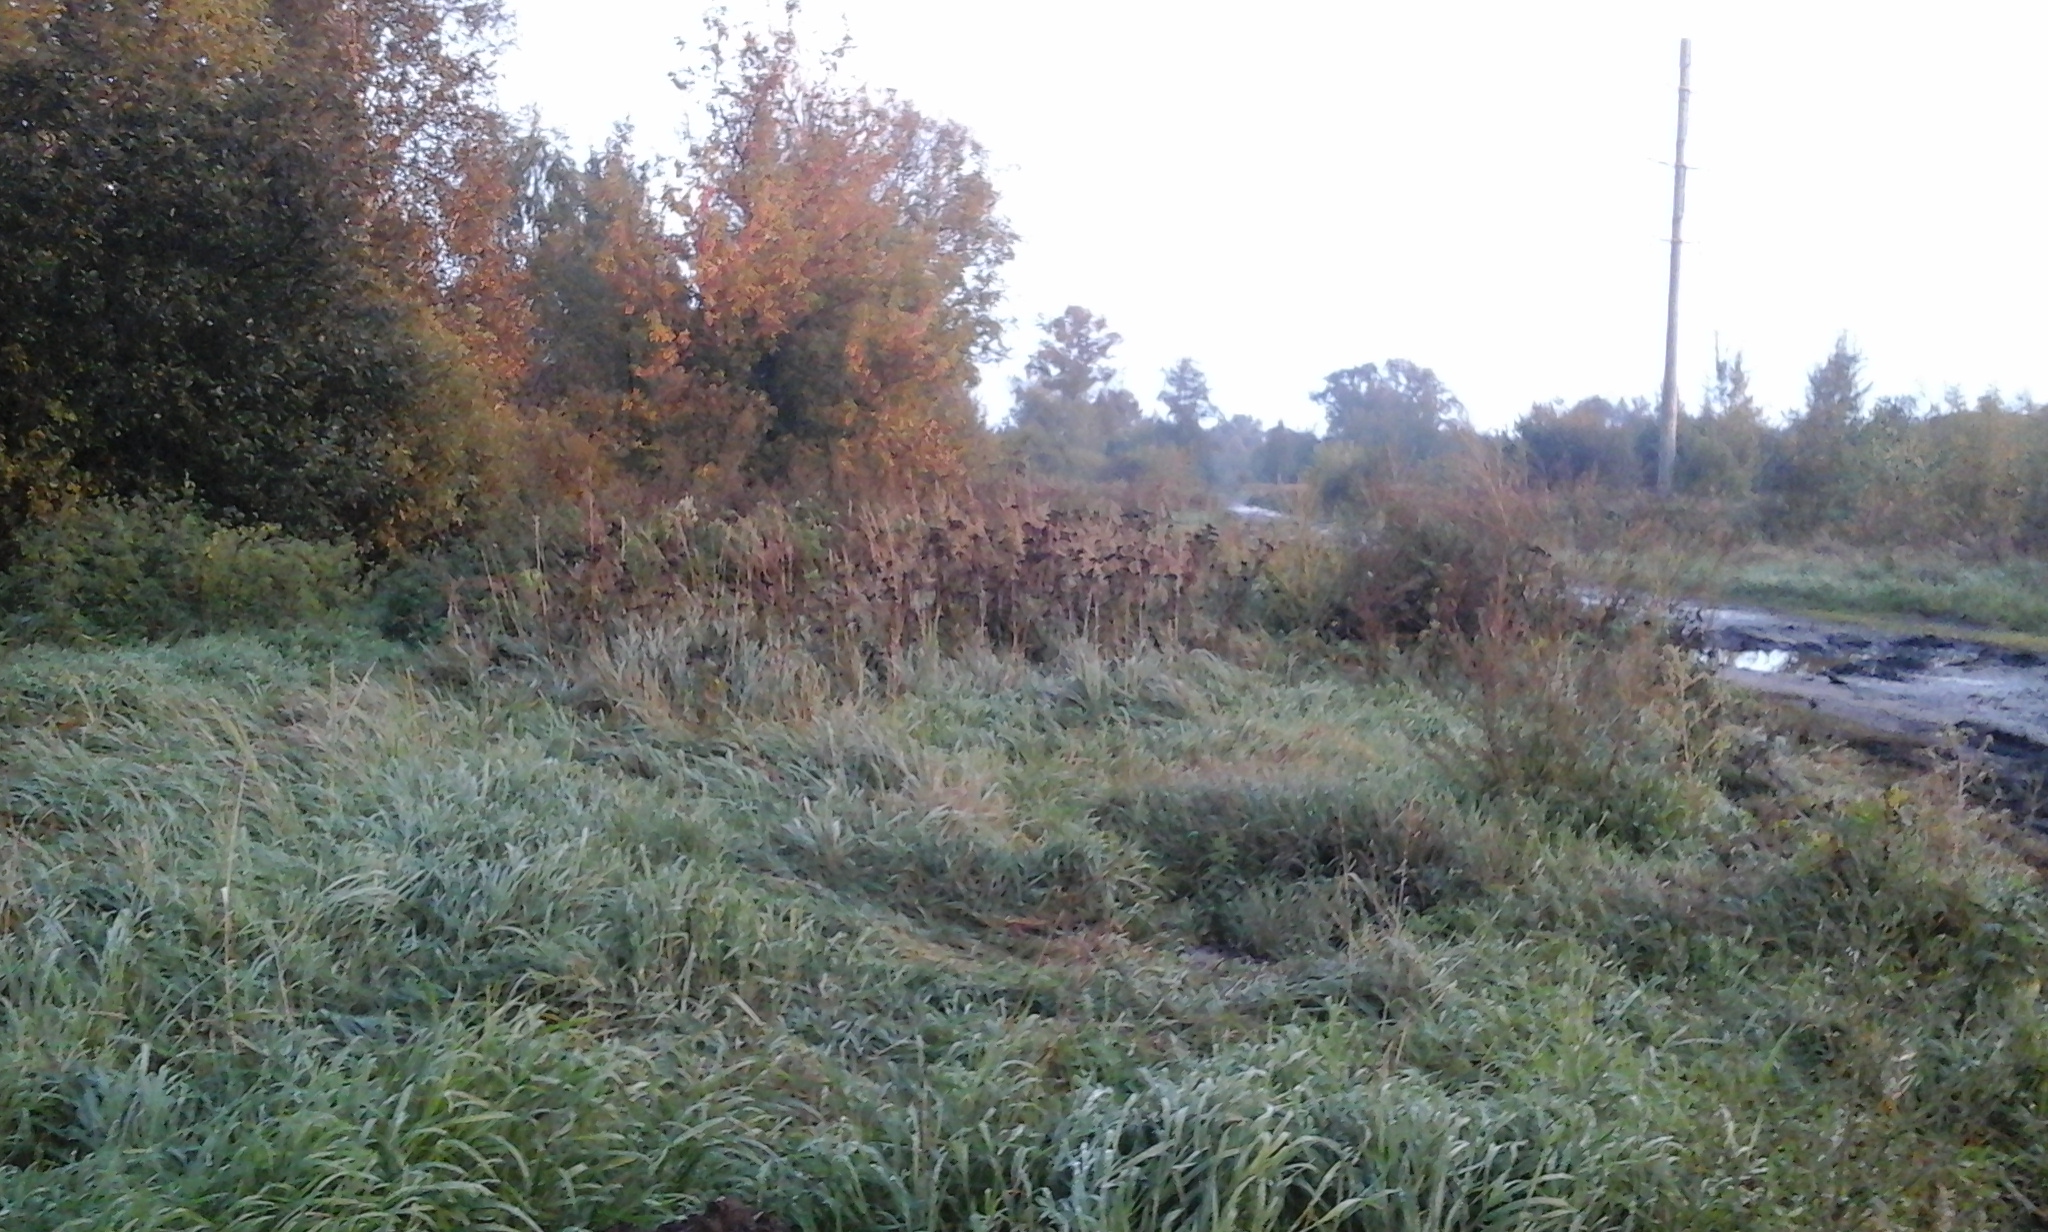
[{"x1": 646, "y1": 17, "x2": 1013, "y2": 500}]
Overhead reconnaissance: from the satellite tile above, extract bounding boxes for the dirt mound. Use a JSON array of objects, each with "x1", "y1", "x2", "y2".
[{"x1": 606, "y1": 1197, "x2": 791, "y2": 1232}]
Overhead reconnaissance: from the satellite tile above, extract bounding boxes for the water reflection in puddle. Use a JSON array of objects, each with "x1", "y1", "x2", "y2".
[{"x1": 1723, "y1": 649, "x2": 1795, "y2": 673}]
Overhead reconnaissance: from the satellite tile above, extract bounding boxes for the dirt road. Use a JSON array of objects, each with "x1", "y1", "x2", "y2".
[{"x1": 1702, "y1": 605, "x2": 2048, "y2": 822}]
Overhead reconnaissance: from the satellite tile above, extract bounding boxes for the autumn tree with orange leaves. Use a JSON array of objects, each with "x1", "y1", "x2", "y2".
[
  {"x1": 639, "y1": 16, "x2": 1014, "y2": 498},
  {"x1": 0, "y1": 0, "x2": 1015, "y2": 557},
  {"x1": 497, "y1": 130, "x2": 687, "y2": 499}
]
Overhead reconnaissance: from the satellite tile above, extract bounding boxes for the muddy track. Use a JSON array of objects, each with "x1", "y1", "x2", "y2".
[{"x1": 1701, "y1": 606, "x2": 2048, "y2": 825}]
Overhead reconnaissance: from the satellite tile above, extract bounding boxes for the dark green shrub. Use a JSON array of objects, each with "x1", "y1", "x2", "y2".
[
  {"x1": 1, "y1": 498, "x2": 362, "y2": 641},
  {"x1": 367, "y1": 554, "x2": 458, "y2": 643}
]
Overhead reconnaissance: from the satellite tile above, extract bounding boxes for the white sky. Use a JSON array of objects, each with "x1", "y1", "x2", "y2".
[{"x1": 496, "y1": 1, "x2": 2048, "y2": 432}]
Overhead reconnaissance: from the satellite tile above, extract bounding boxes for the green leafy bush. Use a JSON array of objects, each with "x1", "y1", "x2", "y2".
[{"x1": 1, "y1": 498, "x2": 362, "y2": 641}]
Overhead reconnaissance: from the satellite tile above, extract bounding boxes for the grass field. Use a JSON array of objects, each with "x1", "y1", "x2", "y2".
[{"x1": 4, "y1": 611, "x2": 2047, "y2": 1230}]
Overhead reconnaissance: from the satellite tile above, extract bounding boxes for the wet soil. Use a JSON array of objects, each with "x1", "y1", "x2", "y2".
[{"x1": 1702, "y1": 605, "x2": 2048, "y2": 824}]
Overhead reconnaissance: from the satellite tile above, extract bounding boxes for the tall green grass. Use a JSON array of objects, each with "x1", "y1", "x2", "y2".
[
  {"x1": 0, "y1": 475, "x2": 2042, "y2": 1229},
  {"x1": 3, "y1": 625, "x2": 2047, "y2": 1230}
]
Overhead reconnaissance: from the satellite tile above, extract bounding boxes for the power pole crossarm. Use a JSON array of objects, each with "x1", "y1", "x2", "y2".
[{"x1": 1656, "y1": 38, "x2": 1691, "y2": 496}]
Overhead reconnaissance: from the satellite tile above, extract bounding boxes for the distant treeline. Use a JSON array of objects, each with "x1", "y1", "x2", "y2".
[
  {"x1": 1508, "y1": 339, "x2": 2048, "y2": 549},
  {"x1": 1006, "y1": 314, "x2": 2048, "y2": 552}
]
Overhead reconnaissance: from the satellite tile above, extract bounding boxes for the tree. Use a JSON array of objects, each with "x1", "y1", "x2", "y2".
[
  {"x1": 1676, "y1": 350, "x2": 1765, "y2": 497},
  {"x1": 475, "y1": 127, "x2": 688, "y2": 494},
  {"x1": 1248, "y1": 425, "x2": 1320, "y2": 485},
  {"x1": 1022, "y1": 306, "x2": 1125, "y2": 403},
  {"x1": 1158, "y1": 359, "x2": 1218, "y2": 446},
  {"x1": 265, "y1": 0, "x2": 514, "y2": 295},
  {"x1": 1766, "y1": 335, "x2": 1869, "y2": 530},
  {"x1": 1201, "y1": 413, "x2": 1267, "y2": 493},
  {"x1": 1005, "y1": 307, "x2": 1142, "y2": 480},
  {"x1": 646, "y1": 14, "x2": 1015, "y2": 494},
  {"x1": 1513, "y1": 398, "x2": 1654, "y2": 488},
  {"x1": 1803, "y1": 334, "x2": 1869, "y2": 433},
  {"x1": 1154, "y1": 357, "x2": 1221, "y2": 484},
  {"x1": 1312, "y1": 360, "x2": 1463, "y2": 465},
  {"x1": 513, "y1": 132, "x2": 679, "y2": 406},
  {"x1": 1709, "y1": 350, "x2": 1760, "y2": 420},
  {"x1": 0, "y1": 0, "x2": 502, "y2": 548}
]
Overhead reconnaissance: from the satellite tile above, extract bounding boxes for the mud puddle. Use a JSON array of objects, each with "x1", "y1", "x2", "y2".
[{"x1": 1700, "y1": 605, "x2": 2048, "y2": 824}]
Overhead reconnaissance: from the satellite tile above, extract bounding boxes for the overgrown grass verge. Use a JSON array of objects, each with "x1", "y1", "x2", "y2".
[
  {"x1": 1714, "y1": 545, "x2": 2048, "y2": 637},
  {"x1": 3, "y1": 620, "x2": 2046, "y2": 1230},
  {"x1": 1558, "y1": 508, "x2": 2048, "y2": 639}
]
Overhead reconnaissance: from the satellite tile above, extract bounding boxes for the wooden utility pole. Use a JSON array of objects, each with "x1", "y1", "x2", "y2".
[{"x1": 1655, "y1": 38, "x2": 1691, "y2": 496}]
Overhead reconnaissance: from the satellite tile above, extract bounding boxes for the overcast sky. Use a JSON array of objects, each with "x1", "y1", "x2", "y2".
[{"x1": 496, "y1": 1, "x2": 2048, "y2": 432}]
